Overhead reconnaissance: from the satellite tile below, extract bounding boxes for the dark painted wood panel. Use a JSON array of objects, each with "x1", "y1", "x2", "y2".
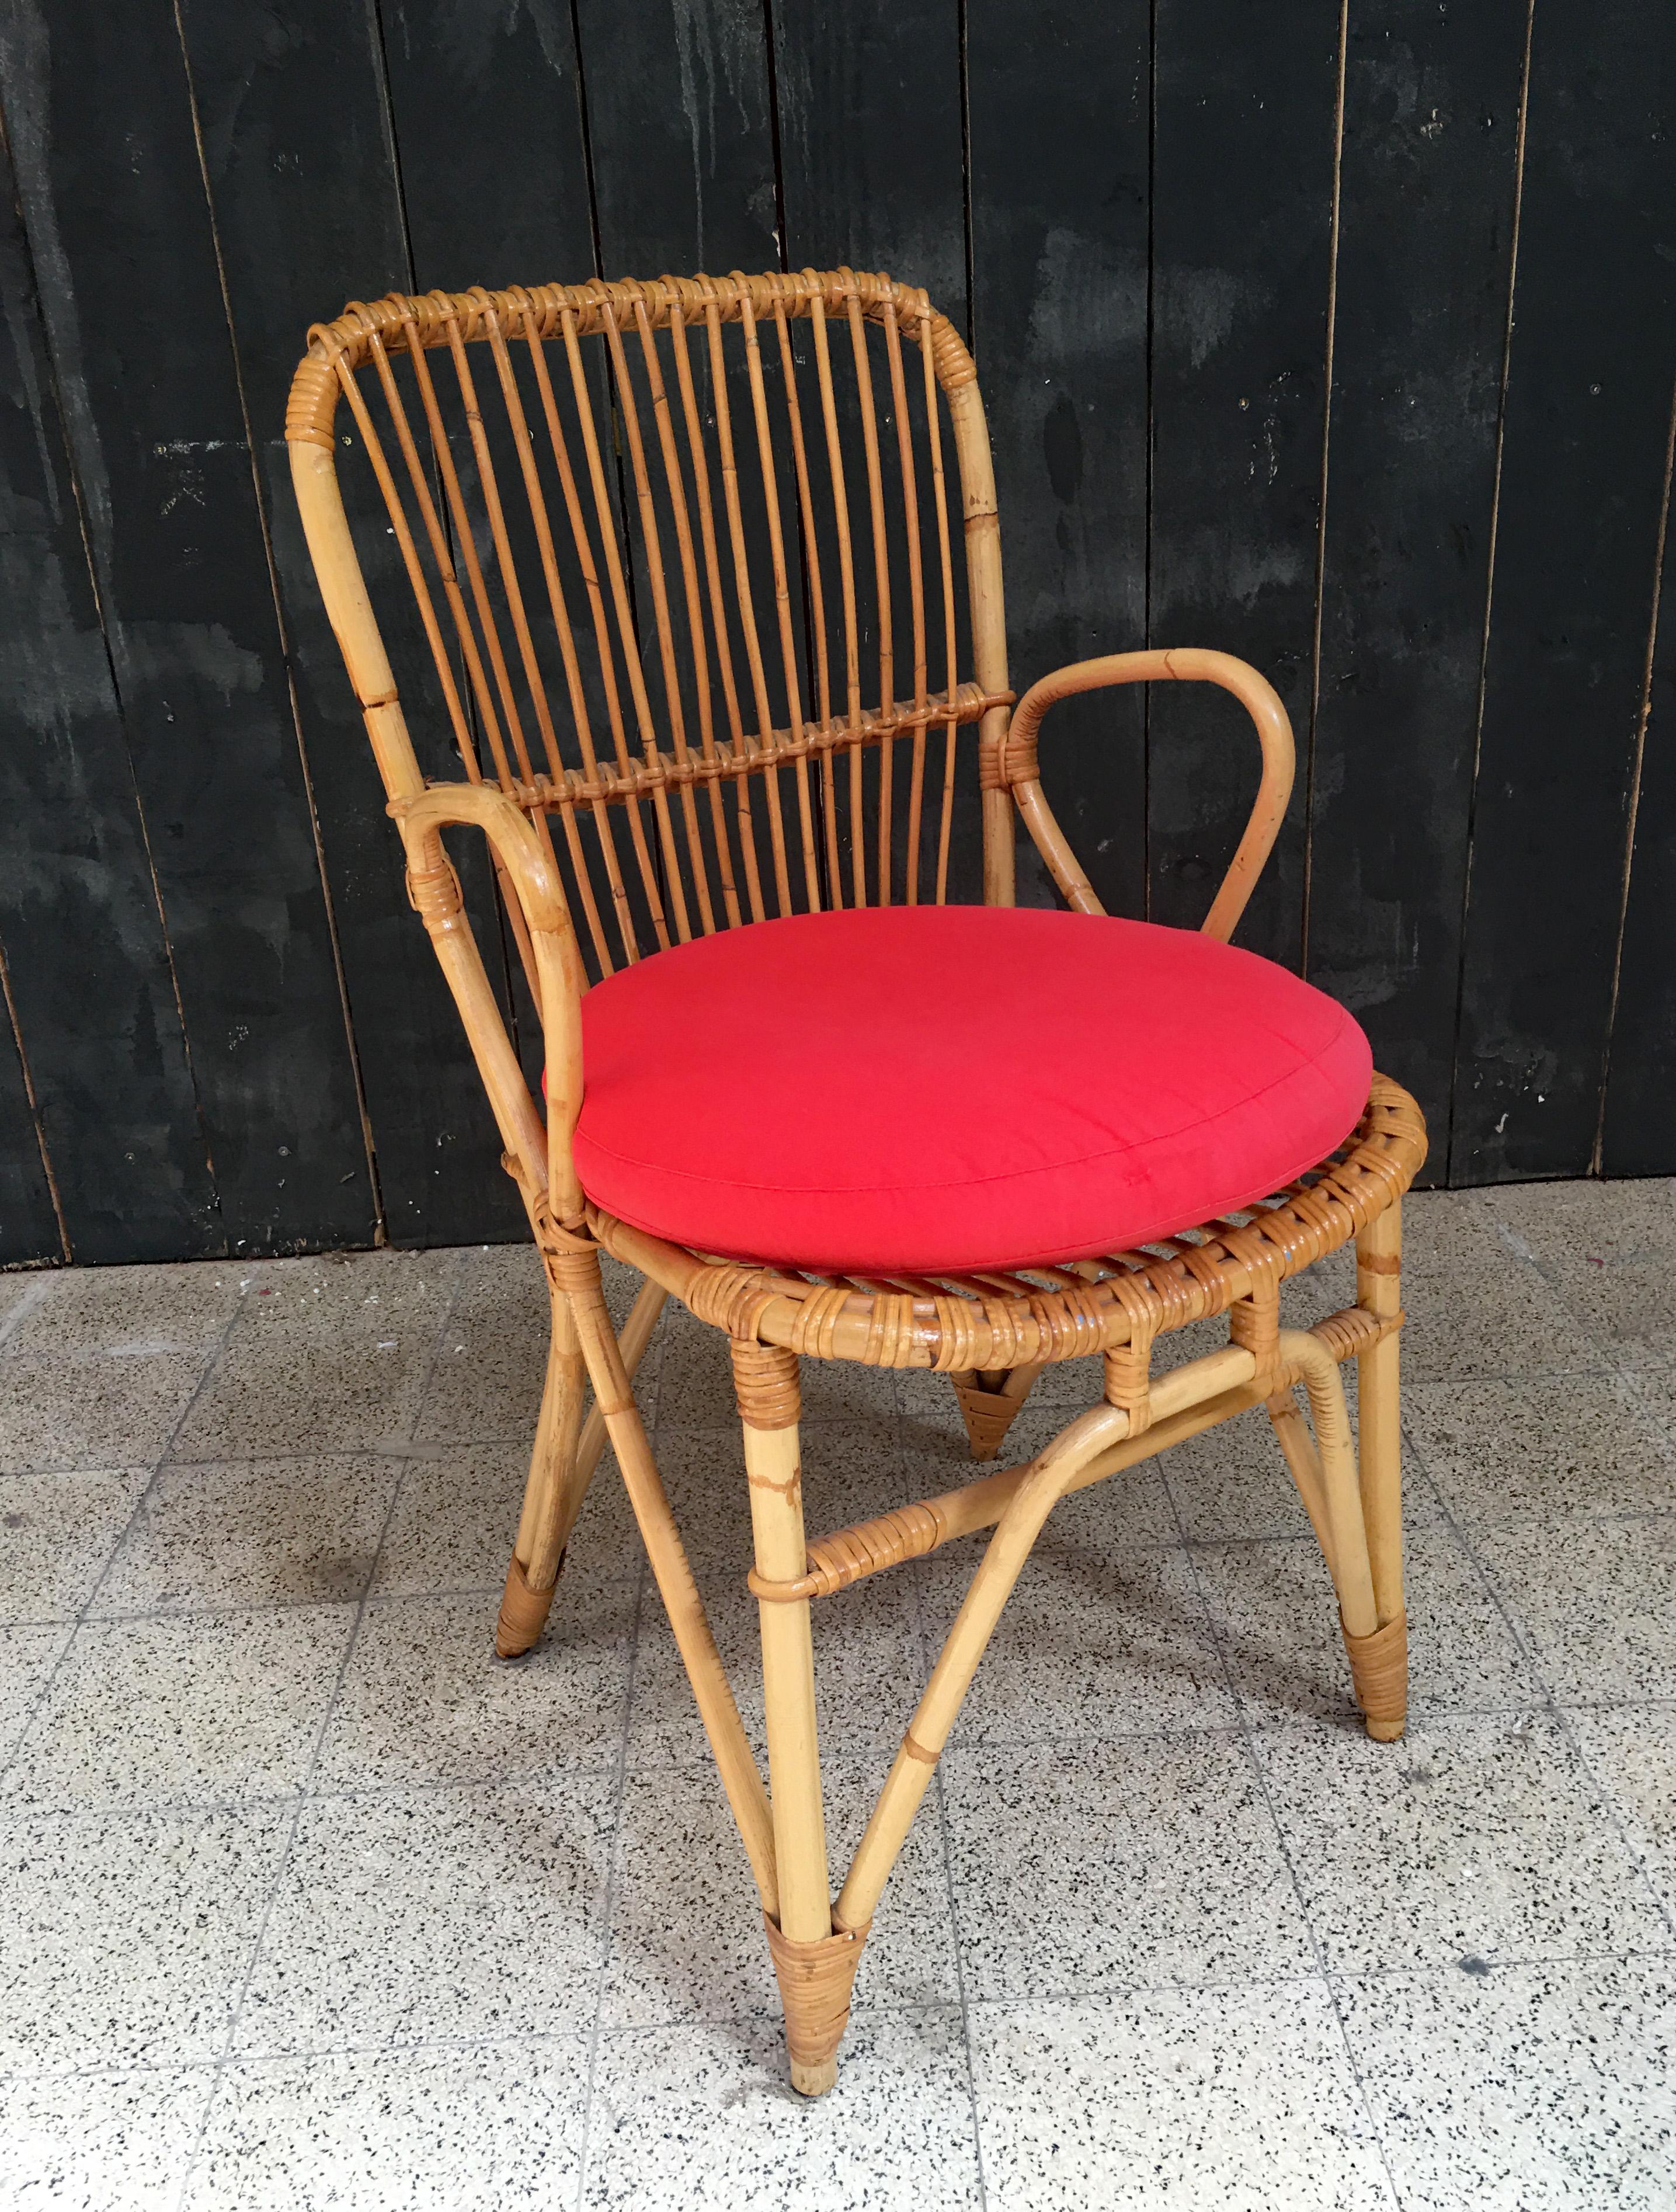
[
  {"x1": 966, "y1": 0, "x2": 1150, "y2": 917},
  {"x1": 1451, "y1": 6, "x2": 1676, "y2": 1181},
  {"x1": 0, "y1": 106, "x2": 210, "y2": 1262},
  {"x1": 178, "y1": 0, "x2": 526, "y2": 1248},
  {"x1": 1306, "y1": 1, "x2": 1527, "y2": 1178},
  {"x1": 0, "y1": 988, "x2": 55, "y2": 1264},
  {"x1": 1599, "y1": 417, "x2": 1676, "y2": 1178},
  {"x1": 771, "y1": 0, "x2": 964, "y2": 312},
  {"x1": 1146, "y1": 0, "x2": 1341, "y2": 964},
  {"x1": 383, "y1": 0, "x2": 595, "y2": 292},
  {"x1": 769, "y1": 0, "x2": 972, "y2": 901},
  {"x1": 0, "y1": 0, "x2": 370, "y2": 1256},
  {"x1": 577, "y1": 0, "x2": 777, "y2": 278}
]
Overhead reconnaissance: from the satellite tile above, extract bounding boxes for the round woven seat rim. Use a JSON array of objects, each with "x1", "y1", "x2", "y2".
[{"x1": 585, "y1": 1073, "x2": 1425, "y2": 1371}]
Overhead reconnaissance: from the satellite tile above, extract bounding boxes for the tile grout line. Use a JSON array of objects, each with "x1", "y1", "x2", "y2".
[
  {"x1": 1402, "y1": 1398, "x2": 1676, "y2": 1953},
  {"x1": 168, "y1": 1250, "x2": 474, "y2": 2212},
  {"x1": 1157, "y1": 1441, "x2": 1409, "y2": 2209},
  {"x1": 17, "y1": 1943, "x2": 1676, "y2": 2095},
  {"x1": 0, "y1": 1288, "x2": 258, "y2": 1798}
]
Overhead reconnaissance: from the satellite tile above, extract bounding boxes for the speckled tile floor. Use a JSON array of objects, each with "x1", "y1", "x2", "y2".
[{"x1": 2, "y1": 1184, "x2": 1675, "y2": 2209}]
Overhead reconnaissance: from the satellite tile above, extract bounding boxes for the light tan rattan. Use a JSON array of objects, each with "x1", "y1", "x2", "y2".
[{"x1": 287, "y1": 267, "x2": 1425, "y2": 2095}]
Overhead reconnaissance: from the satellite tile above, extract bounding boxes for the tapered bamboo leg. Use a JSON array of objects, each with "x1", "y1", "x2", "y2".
[
  {"x1": 950, "y1": 1364, "x2": 1041, "y2": 1461},
  {"x1": 1354, "y1": 1202, "x2": 1407, "y2": 1740},
  {"x1": 496, "y1": 1274, "x2": 667, "y2": 1657},
  {"x1": 553, "y1": 1243, "x2": 780, "y2": 1917},
  {"x1": 1274, "y1": 1326, "x2": 1406, "y2": 1741},
  {"x1": 733, "y1": 1340, "x2": 856, "y2": 2098},
  {"x1": 496, "y1": 1282, "x2": 586, "y2": 1655}
]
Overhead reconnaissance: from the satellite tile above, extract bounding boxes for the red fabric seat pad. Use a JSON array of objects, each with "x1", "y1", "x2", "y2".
[{"x1": 570, "y1": 905, "x2": 1372, "y2": 1277}]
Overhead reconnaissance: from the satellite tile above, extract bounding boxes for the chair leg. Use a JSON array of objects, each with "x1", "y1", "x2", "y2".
[
  {"x1": 733, "y1": 1339, "x2": 861, "y2": 2099},
  {"x1": 1270, "y1": 1326, "x2": 1407, "y2": 1742},
  {"x1": 497, "y1": 1274, "x2": 667, "y2": 1658},
  {"x1": 496, "y1": 1282, "x2": 587, "y2": 1657},
  {"x1": 1354, "y1": 1202, "x2": 1407, "y2": 1741},
  {"x1": 950, "y1": 1364, "x2": 1041, "y2": 1460}
]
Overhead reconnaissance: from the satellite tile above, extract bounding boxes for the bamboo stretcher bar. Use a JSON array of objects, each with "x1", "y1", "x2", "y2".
[{"x1": 749, "y1": 1307, "x2": 1394, "y2": 1605}]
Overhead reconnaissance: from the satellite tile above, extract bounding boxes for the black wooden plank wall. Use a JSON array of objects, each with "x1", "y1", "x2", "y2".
[{"x1": 0, "y1": 0, "x2": 1670, "y2": 1265}]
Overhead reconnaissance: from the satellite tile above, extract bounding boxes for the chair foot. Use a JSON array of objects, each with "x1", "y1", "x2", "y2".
[
  {"x1": 951, "y1": 1374, "x2": 1030, "y2": 1462},
  {"x1": 763, "y1": 1911, "x2": 871, "y2": 2096},
  {"x1": 495, "y1": 1550, "x2": 563, "y2": 1658},
  {"x1": 1341, "y1": 1609, "x2": 1407, "y2": 1741}
]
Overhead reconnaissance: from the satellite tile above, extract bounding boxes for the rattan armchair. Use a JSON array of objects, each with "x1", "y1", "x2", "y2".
[{"x1": 287, "y1": 268, "x2": 1425, "y2": 2096}]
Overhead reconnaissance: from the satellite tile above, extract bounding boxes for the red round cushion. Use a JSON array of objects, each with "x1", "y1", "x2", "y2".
[{"x1": 572, "y1": 906, "x2": 1371, "y2": 1275}]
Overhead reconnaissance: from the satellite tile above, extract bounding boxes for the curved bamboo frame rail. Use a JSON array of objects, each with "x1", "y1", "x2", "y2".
[{"x1": 287, "y1": 265, "x2": 1427, "y2": 2096}]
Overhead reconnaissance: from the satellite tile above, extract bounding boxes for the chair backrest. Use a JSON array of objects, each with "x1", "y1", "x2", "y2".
[{"x1": 286, "y1": 268, "x2": 1017, "y2": 983}]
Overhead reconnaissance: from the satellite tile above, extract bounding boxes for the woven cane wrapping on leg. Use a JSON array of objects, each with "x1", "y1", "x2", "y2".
[
  {"x1": 496, "y1": 1551, "x2": 561, "y2": 1658},
  {"x1": 1341, "y1": 1611, "x2": 1408, "y2": 1740},
  {"x1": 763, "y1": 1911, "x2": 872, "y2": 2078},
  {"x1": 732, "y1": 1340, "x2": 801, "y2": 1430}
]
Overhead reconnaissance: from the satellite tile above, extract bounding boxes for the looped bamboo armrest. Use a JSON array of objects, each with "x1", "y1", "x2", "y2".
[{"x1": 1003, "y1": 646, "x2": 1295, "y2": 942}]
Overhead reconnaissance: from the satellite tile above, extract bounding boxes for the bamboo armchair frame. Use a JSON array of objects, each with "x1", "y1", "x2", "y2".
[{"x1": 287, "y1": 267, "x2": 1425, "y2": 2095}]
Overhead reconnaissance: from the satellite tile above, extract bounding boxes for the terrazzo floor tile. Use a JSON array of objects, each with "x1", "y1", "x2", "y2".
[
  {"x1": 1, "y1": 1604, "x2": 357, "y2": 1812},
  {"x1": 0, "y1": 1351, "x2": 208, "y2": 1473},
  {"x1": 1338, "y1": 1957, "x2": 1676, "y2": 2210},
  {"x1": 0, "y1": 1623, "x2": 68, "y2": 1761},
  {"x1": 1564, "y1": 1705, "x2": 1676, "y2": 1922},
  {"x1": 168, "y1": 1251, "x2": 460, "y2": 1461},
  {"x1": 1403, "y1": 1371, "x2": 1676, "y2": 1526},
  {"x1": 1629, "y1": 1359, "x2": 1676, "y2": 1439},
  {"x1": 1163, "y1": 1406, "x2": 1320, "y2": 1543},
  {"x1": 234, "y1": 1777, "x2": 617, "y2": 2055},
  {"x1": 412, "y1": 1239, "x2": 636, "y2": 1443},
  {"x1": 183, "y1": 2037, "x2": 592, "y2": 2211},
  {"x1": 603, "y1": 1756, "x2": 959, "y2": 2028},
  {"x1": 941, "y1": 1734, "x2": 1315, "y2": 2001},
  {"x1": 1193, "y1": 1522, "x2": 1539, "y2": 1725},
  {"x1": 1, "y1": 2065, "x2": 215, "y2": 2212},
  {"x1": 93, "y1": 1450, "x2": 404, "y2": 1615},
  {"x1": 1489, "y1": 1177, "x2": 1676, "y2": 1368},
  {"x1": 971, "y1": 1980, "x2": 1395, "y2": 2211},
  {"x1": 648, "y1": 1417, "x2": 910, "y2": 1582},
  {"x1": 1256, "y1": 1711, "x2": 1668, "y2": 1975},
  {"x1": 0, "y1": 1467, "x2": 148, "y2": 1621},
  {"x1": 628, "y1": 1556, "x2": 927, "y2": 1768},
  {"x1": 1470, "y1": 1514, "x2": 1676, "y2": 1702},
  {"x1": 368, "y1": 1436, "x2": 641, "y2": 1598},
  {"x1": 922, "y1": 1536, "x2": 1236, "y2": 1743},
  {"x1": 582, "y1": 2009, "x2": 983, "y2": 2209},
  {"x1": 0, "y1": 1804, "x2": 291, "y2": 2073},
  {"x1": 1393, "y1": 1190, "x2": 1598, "y2": 1385},
  {"x1": 311, "y1": 1584, "x2": 637, "y2": 1791},
  {"x1": 2, "y1": 1260, "x2": 245, "y2": 1362}
]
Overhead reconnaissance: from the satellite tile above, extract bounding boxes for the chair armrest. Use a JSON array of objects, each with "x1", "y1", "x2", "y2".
[
  {"x1": 387, "y1": 782, "x2": 587, "y2": 1219},
  {"x1": 1003, "y1": 647, "x2": 1295, "y2": 942}
]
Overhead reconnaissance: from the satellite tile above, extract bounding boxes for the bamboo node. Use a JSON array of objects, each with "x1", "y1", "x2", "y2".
[
  {"x1": 1341, "y1": 1611, "x2": 1408, "y2": 1740},
  {"x1": 731, "y1": 1340, "x2": 801, "y2": 1428},
  {"x1": 762, "y1": 1911, "x2": 872, "y2": 2084}
]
